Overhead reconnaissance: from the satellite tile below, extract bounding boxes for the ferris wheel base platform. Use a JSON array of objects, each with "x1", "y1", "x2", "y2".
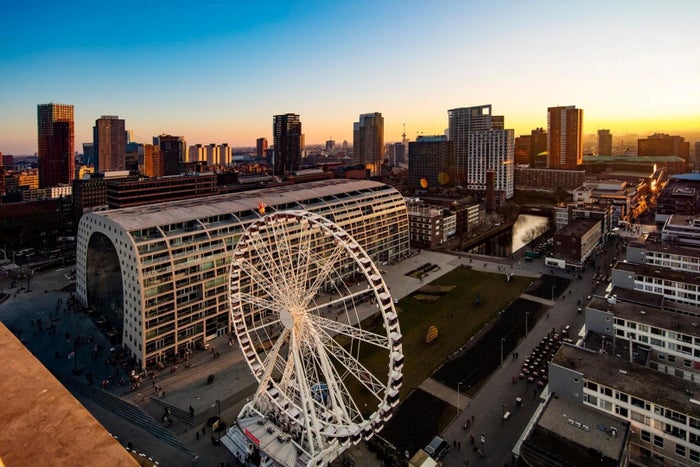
[{"x1": 223, "y1": 415, "x2": 311, "y2": 467}]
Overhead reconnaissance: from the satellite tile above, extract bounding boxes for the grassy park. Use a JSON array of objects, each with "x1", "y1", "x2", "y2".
[
  {"x1": 351, "y1": 265, "x2": 533, "y2": 411},
  {"x1": 393, "y1": 266, "x2": 532, "y2": 397}
]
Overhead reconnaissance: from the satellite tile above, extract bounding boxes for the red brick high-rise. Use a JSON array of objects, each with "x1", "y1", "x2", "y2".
[
  {"x1": 547, "y1": 105, "x2": 582, "y2": 170},
  {"x1": 37, "y1": 103, "x2": 74, "y2": 188}
]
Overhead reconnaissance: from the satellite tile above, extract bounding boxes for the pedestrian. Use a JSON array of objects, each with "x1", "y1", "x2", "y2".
[
  {"x1": 458, "y1": 441, "x2": 461, "y2": 450},
  {"x1": 471, "y1": 414, "x2": 474, "y2": 423}
]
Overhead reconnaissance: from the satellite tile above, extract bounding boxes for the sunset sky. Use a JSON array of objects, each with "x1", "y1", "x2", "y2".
[{"x1": 1, "y1": 0, "x2": 698, "y2": 154}]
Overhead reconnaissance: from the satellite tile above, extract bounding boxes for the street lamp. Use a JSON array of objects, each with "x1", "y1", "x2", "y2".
[
  {"x1": 500, "y1": 338, "x2": 506, "y2": 367},
  {"x1": 457, "y1": 381, "x2": 462, "y2": 412}
]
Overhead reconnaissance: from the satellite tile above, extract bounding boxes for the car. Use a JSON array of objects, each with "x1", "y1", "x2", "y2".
[{"x1": 424, "y1": 436, "x2": 450, "y2": 461}]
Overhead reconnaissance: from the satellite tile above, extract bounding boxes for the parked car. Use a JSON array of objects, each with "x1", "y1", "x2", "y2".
[{"x1": 424, "y1": 436, "x2": 450, "y2": 461}]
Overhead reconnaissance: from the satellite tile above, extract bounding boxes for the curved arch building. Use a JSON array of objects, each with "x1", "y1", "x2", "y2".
[{"x1": 76, "y1": 179, "x2": 409, "y2": 369}]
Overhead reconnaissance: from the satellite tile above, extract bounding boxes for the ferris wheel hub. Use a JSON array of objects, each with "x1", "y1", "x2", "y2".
[{"x1": 280, "y1": 307, "x2": 294, "y2": 330}]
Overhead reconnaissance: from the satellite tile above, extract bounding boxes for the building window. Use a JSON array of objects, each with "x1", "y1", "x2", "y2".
[
  {"x1": 689, "y1": 449, "x2": 700, "y2": 463},
  {"x1": 677, "y1": 443, "x2": 687, "y2": 457},
  {"x1": 641, "y1": 430, "x2": 651, "y2": 442},
  {"x1": 654, "y1": 435, "x2": 664, "y2": 448}
]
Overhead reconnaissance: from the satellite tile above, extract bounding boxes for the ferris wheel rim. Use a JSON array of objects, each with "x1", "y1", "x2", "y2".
[{"x1": 229, "y1": 210, "x2": 403, "y2": 445}]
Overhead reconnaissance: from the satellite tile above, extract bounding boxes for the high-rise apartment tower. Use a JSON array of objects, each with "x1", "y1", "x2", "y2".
[
  {"x1": 547, "y1": 105, "x2": 583, "y2": 169},
  {"x1": 272, "y1": 114, "x2": 302, "y2": 175},
  {"x1": 353, "y1": 112, "x2": 384, "y2": 177},
  {"x1": 37, "y1": 103, "x2": 74, "y2": 188},
  {"x1": 93, "y1": 115, "x2": 126, "y2": 173}
]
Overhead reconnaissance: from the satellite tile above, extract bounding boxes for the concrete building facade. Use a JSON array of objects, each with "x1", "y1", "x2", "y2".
[{"x1": 75, "y1": 179, "x2": 410, "y2": 369}]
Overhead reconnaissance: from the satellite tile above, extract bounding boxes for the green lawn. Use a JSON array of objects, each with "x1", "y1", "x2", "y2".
[
  {"x1": 349, "y1": 266, "x2": 532, "y2": 409},
  {"x1": 394, "y1": 267, "x2": 531, "y2": 398}
]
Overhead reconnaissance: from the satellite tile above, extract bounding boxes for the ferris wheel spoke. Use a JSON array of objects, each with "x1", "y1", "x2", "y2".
[
  {"x1": 308, "y1": 334, "x2": 361, "y2": 424},
  {"x1": 301, "y1": 242, "x2": 348, "y2": 306},
  {"x1": 245, "y1": 316, "x2": 282, "y2": 335},
  {"x1": 254, "y1": 328, "x2": 290, "y2": 397},
  {"x1": 247, "y1": 226, "x2": 295, "y2": 296},
  {"x1": 291, "y1": 333, "x2": 325, "y2": 450},
  {"x1": 308, "y1": 313, "x2": 389, "y2": 349},
  {"x1": 236, "y1": 255, "x2": 287, "y2": 303},
  {"x1": 322, "y1": 333, "x2": 386, "y2": 401},
  {"x1": 238, "y1": 291, "x2": 287, "y2": 317}
]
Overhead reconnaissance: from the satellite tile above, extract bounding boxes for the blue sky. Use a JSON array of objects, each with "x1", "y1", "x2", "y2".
[{"x1": 1, "y1": 0, "x2": 699, "y2": 154}]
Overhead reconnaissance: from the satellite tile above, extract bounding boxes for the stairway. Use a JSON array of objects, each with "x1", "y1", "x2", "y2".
[{"x1": 60, "y1": 375, "x2": 197, "y2": 458}]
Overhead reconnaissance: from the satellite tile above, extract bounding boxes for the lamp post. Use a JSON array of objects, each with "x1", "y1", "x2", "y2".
[
  {"x1": 500, "y1": 338, "x2": 506, "y2": 367},
  {"x1": 551, "y1": 285, "x2": 556, "y2": 303},
  {"x1": 457, "y1": 381, "x2": 462, "y2": 412}
]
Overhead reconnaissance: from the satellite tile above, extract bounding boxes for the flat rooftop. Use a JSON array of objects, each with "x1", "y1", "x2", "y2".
[
  {"x1": 531, "y1": 396, "x2": 629, "y2": 464},
  {"x1": 628, "y1": 237, "x2": 700, "y2": 258},
  {"x1": 551, "y1": 344, "x2": 700, "y2": 417},
  {"x1": 606, "y1": 287, "x2": 664, "y2": 309},
  {"x1": 555, "y1": 218, "x2": 600, "y2": 237},
  {"x1": 0, "y1": 323, "x2": 137, "y2": 466},
  {"x1": 614, "y1": 260, "x2": 700, "y2": 285},
  {"x1": 588, "y1": 296, "x2": 700, "y2": 338}
]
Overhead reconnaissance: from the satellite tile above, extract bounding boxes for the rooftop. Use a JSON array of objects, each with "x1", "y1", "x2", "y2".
[
  {"x1": 628, "y1": 237, "x2": 700, "y2": 259},
  {"x1": 555, "y1": 218, "x2": 600, "y2": 237},
  {"x1": 0, "y1": 323, "x2": 137, "y2": 466},
  {"x1": 92, "y1": 179, "x2": 392, "y2": 232},
  {"x1": 551, "y1": 344, "x2": 700, "y2": 417},
  {"x1": 588, "y1": 296, "x2": 700, "y2": 338},
  {"x1": 527, "y1": 396, "x2": 629, "y2": 465},
  {"x1": 614, "y1": 260, "x2": 700, "y2": 285}
]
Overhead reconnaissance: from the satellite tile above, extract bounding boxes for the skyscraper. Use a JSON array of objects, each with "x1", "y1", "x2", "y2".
[
  {"x1": 272, "y1": 113, "x2": 302, "y2": 175},
  {"x1": 353, "y1": 112, "x2": 384, "y2": 177},
  {"x1": 547, "y1": 105, "x2": 583, "y2": 169},
  {"x1": 597, "y1": 129, "x2": 613, "y2": 156},
  {"x1": 37, "y1": 103, "x2": 74, "y2": 188},
  {"x1": 93, "y1": 115, "x2": 126, "y2": 173},
  {"x1": 408, "y1": 136, "x2": 454, "y2": 190},
  {"x1": 256, "y1": 137, "x2": 268, "y2": 159},
  {"x1": 155, "y1": 134, "x2": 186, "y2": 176},
  {"x1": 141, "y1": 144, "x2": 163, "y2": 177},
  {"x1": 448, "y1": 105, "x2": 504, "y2": 185},
  {"x1": 448, "y1": 105, "x2": 513, "y2": 197}
]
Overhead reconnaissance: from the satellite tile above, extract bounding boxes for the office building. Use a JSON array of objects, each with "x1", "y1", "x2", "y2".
[
  {"x1": 547, "y1": 105, "x2": 583, "y2": 170},
  {"x1": 76, "y1": 179, "x2": 409, "y2": 369},
  {"x1": 638, "y1": 133, "x2": 691, "y2": 163},
  {"x1": 407, "y1": 136, "x2": 454, "y2": 191},
  {"x1": 188, "y1": 144, "x2": 205, "y2": 163},
  {"x1": 550, "y1": 343, "x2": 700, "y2": 467},
  {"x1": 353, "y1": 112, "x2": 384, "y2": 177},
  {"x1": 37, "y1": 103, "x2": 74, "y2": 188},
  {"x1": 514, "y1": 134, "x2": 531, "y2": 165},
  {"x1": 272, "y1": 113, "x2": 302, "y2": 175},
  {"x1": 219, "y1": 144, "x2": 232, "y2": 166},
  {"x1": 155, "y1": 134, "x2": 186, "y2": 176},
  {"x1": 205, "y1": 143, "x2": 220, "y2": 166},
  {"x1": 548, "y1": 218, "x2": 601, "y2": 269},
  {"x1": 598, "y1": 129, "x2": 613, "y2": 156},
  {"x1": 256, "y1": 137, "x2": 268, "y2": 159},
  {"x1": 448, "y1": 105, "x2": 513, "y2": 198},
  {"x1": 93, "y1": 115, "x2": 126, "y2": 173},
  {"x1": 141, "y1": 144, "x2": 163, "y2": 178},
  {"x1": 530, "y1": 127, "x2": 548, "y2": 168},
  {"x1": 325, "y1": 139, "x2": 335, "y2": 152},
  {"x1": 105, "y1": 173, "x2": 217, "y2": 208}
]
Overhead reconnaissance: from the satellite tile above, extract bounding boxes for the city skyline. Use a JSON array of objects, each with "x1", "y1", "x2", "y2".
[{"x1": 1, "y1": 1, "x2": 699, "y2": 155}]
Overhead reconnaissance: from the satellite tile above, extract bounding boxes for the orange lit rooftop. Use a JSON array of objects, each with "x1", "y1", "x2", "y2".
[{"x1": 0, "y1": 322, "x2": 138, "y2": 466}]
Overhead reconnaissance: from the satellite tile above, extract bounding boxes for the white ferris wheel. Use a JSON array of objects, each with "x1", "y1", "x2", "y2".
[{"x1": 227, "y1": 210, "x2": 403, "y2": 467}]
